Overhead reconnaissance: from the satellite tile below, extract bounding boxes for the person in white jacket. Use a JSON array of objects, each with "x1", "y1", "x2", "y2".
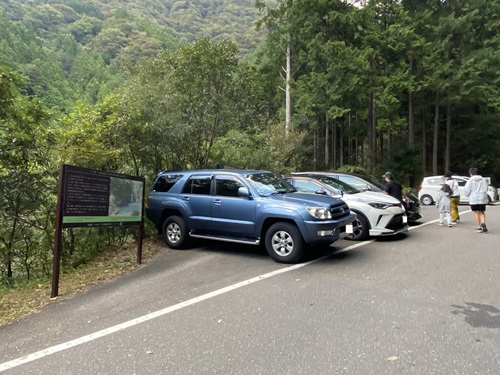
[
  {"x1": 464, "y1": 167, "x2": 489, "y2": 233},
  {"x1": 436, "y1": 183, "x2": 453, "y2": 227}
]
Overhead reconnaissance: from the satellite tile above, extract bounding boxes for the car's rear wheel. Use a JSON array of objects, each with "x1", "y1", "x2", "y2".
[
  {"x1": 420, "y1": 194, "x2": 434, "y2": 206},
  {"x1": 265, "y1": 222, "x2": 305, "y2": 264},
  {"x1": 346, "y1": 212, "x2": 369, "y2": 241},
  {"x1": 162, "y1": 215, "x2": 189, "y2": 249}
]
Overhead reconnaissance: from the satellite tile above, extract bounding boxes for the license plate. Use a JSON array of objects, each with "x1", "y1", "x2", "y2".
[
  {"x1": 346, "y1": 224, "x2": 353, "y2": 234},
  {"x1": 403, "y1": 215, "x2": 408, "y2": 224}
]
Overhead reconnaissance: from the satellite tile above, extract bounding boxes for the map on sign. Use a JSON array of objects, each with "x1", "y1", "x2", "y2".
[{"x1": 61, "y1": 165, "x2": 144, "y2": 228}]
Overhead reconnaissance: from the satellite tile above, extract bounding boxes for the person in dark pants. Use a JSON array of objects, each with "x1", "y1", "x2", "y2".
[
  {"x1": 382, "y1": 171, "x2": 408, "y2": 206},
  {"x1": 464, "y1": 167, "x2": 489, "y2": 233}
]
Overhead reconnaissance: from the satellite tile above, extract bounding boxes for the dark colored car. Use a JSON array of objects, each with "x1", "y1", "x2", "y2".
[
  {"x1": 292, "y1": 171, "x2": 422, "y2": 222},
  {"x1": 146, "y1": 169, "x2": 356, "y2": 264}
]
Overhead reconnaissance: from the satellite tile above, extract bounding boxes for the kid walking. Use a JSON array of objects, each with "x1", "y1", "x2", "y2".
[{"x1": 436, "y1": 184, "x2": 453, "y2": 227}]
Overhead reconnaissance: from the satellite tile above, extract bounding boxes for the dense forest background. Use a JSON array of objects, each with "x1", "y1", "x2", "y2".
[{"x1": 1, "y1": 0, "x2": 500, "y2": 286}]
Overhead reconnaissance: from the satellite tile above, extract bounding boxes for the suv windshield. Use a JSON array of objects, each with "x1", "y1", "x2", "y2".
[{"x1": 244, "y1": 172, "x2": 296, "y2": 196}]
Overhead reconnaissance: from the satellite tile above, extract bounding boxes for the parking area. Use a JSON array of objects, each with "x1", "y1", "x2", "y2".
[{"x1": 1, "y1": 204, "x2": 499, "y2": 374}]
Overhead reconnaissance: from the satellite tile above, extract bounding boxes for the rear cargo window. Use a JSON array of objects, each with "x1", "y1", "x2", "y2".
[{"x1": 153, "y1": 175, "x2": 182, "y2": 192}]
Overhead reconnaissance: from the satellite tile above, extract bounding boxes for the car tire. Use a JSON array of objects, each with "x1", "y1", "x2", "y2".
[
  {"x1": 346, "y1": 212, "x2": 369, "y2": 241},
  {"x1": 162, "y1": 215, "x2": 189, "y2": 249},
  {"x1": 265, "y1": 222, "x2": 305, "y2": 264},
  {"x1": 420, "y1": 194, "x2": 434, "y2": 206}
]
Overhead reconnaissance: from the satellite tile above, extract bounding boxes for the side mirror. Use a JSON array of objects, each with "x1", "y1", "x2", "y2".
[
  {"x1": 238, "y1": 187, "x2": 252, "y2": 199},
  {"x1": 315, "y1": 189, "x2": 328, "y2": 195}
]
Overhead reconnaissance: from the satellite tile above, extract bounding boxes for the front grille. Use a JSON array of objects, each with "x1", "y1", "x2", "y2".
[
  {"x1": 330, "y1": 202, "x2": 350, "y2": 219},
  {"x1": 386, "y1": 214, "x2": 407, "y2": 230}
]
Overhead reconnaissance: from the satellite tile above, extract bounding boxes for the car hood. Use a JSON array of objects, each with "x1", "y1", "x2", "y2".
[
  {"x1": 342, "y1": 191, "x2": 402, "y2": 205},
  {"x1": 269, "y1": 192, "x2": 346, "y2": 206}
]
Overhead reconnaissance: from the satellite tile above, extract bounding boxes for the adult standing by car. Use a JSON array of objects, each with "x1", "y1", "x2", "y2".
[
  {"x1": 382, "y1": 172, "x2": 409, "y2": 207},
  {"x1": 444, "y1": 172, "x2": 460, "y2": 223},
  {"x1": 464, "y1": 167, "x2": 489, "y2": 233}
]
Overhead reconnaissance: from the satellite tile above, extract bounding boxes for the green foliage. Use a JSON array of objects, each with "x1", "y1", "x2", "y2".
[
  {"x1": 211, "y1": 123, "x2": 306, "y2": 174},
  {"x1": 335, "y1": 165, "x2": 371, "y2": 176},
  {"x1": 0, "y1": 66, "x2": 57, "y2": 285},
  {"x1": 119, "y1": 38, "x2": 267, "y2": 174}
]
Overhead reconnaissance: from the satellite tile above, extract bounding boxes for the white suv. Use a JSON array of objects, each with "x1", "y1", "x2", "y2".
[
  {"x1": 288, "y1": 175, "x2": 408, "y2": 241},
  {"x1": 418, "y1": 175, "x2": 497, "y2": 205}
]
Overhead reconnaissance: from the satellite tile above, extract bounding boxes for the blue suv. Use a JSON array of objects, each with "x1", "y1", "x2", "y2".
[{"x1": 146, "y1": 169, "x2": 356, "y2": 263}]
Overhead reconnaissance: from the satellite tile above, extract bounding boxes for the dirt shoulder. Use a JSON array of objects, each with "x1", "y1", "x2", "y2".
[{"x1": 0, "y1": 238, "x2": 164, "y2": 327}]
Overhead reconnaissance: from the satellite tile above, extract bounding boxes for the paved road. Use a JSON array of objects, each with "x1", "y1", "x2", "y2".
[{"x1": 1, "y1": 204, "x2": 499, "y2": 374}]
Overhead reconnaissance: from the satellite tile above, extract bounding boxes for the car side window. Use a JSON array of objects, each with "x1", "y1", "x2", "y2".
[
  {"x1": 428, "y1": 178, "x2": 444, "y2": 185},
  {"x1": 181, "y1": 176, "x2": 212, "y2": 195},
  {"x1": 215, "y1": 176, "x2": 244, "y2": 197},
  {"x1": 339, "y1": 176, "x2": 365, "y2": 189},
  {"x1": 153, "y1": 174, "x2": 183, "y2": 192}
]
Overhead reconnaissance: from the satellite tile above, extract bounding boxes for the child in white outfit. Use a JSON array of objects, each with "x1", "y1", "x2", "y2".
[{"x1": 436, "y1": 183, "x2": 453, "y2": 227}]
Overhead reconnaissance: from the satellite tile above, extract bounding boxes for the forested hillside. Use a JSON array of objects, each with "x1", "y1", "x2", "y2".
[
  {"x1": 0, "y1": 0, "x2": 264, "y2": 109},
  {"x1": 1, "y1": 0, "x2": 500, "y2": 288}
]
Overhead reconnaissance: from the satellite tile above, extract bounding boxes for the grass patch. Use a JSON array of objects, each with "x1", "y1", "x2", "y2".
[{"x1": 0, "y1": 238, "x2": 164, "y2": 327}]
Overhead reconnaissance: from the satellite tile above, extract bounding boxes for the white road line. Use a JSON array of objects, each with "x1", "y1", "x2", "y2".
[
  {"x1": 408, "y1": 208, "x2": 472, "y2": 230},
  {"x1": 0, "y1": 241, "x2": 365, "y2": 372},
  {"x1": 0, "y1": 208, "x2": 477, "y2": 372}
]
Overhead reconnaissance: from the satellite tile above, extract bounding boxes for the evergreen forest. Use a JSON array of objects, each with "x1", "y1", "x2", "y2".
[{"x1": 1, "y1": 0, "x2": 500, "y2": 287}]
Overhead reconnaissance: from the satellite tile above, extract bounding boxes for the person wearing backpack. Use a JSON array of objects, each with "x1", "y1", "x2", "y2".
[{"x1": 436, "y1": 183, "x2": 454, "y2": 227}]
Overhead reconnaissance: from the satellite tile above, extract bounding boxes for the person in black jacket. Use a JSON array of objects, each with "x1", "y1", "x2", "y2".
[{"x1": 382, "y1": 171, "x2": 408, "y2": 206}]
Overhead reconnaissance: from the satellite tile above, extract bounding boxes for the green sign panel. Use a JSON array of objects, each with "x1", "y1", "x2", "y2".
[{"x1": 61, "y1": 165, "x2": 144, "y2": 228}]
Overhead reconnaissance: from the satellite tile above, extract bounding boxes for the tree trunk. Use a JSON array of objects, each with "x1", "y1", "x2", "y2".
[
  {"x1": 285, "y1": 40, "x2": 291, "y2": 137},
  {"x1": 333, "y1": 120, "x2": 337, "y2": 169},
  {"x1": 313, "y1": 129, "x2": 317, "y2": 170},
  {"x1": 324, "y1": 114, "x2": 329, "y2": 168},
  {"x1": 368, "y1": 92, "x2": 376, "y2": 169},
  {"x1": 409, "y1": 90, "x2": 414, "y2": 148},
  {"x1": 422, "y1": 108, "x2": 427, "y2": 175},
  {"x1": 432, "y1": 93, "x2": 440, "y2": 175},
  {"x1": 408, "y1": 57, "x2": 415, "y2": 148},
  {"x1": 445, "y1": 95, "x2": 451, "y2": 172},
  {"x1": 340, "y1": 117, "x2": 344, "y2": 167},
  {"x1": 348, "y1": 112, "x2": 352, "y2": 164}
]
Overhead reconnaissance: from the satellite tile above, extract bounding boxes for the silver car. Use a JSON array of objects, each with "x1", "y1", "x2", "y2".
[{"x1": 418, "y1": 175, "x2": 498, "y2": 205}]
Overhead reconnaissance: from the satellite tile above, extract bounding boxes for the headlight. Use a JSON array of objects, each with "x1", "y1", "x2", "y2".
[
  {"x1": 368, "y1": 202, "x2": 390, "y2": 209},
  {"x1": 306, "y1": 206, "x2": 332, "y2": 219}
]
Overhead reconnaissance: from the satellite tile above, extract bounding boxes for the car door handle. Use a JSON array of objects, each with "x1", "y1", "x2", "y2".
[
  {"x1": 182, "y1": 197, "x2": 190, "y2": 201},
  {"x1": 213, "y1": 199, "x2": 222, "y2": 205}
]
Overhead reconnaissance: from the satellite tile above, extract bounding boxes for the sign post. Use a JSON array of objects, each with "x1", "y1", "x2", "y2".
[{"x1": 52, "y1": 164, "x2": 145, "y2": 298}]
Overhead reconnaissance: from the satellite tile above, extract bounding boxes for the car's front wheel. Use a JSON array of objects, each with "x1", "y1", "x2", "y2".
[
  {"x1": 162, "y1": 215, "x2": 189, "y2": 249},
  {"x1": 265, "y1": 222, "x2": 305, "y2": 264},
  {"x1": 346, "y1": 212, "x2": 369, "y2": 241},
  {"x1": 420, "y1": 194, "x2": 434, "y2": 206}
]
